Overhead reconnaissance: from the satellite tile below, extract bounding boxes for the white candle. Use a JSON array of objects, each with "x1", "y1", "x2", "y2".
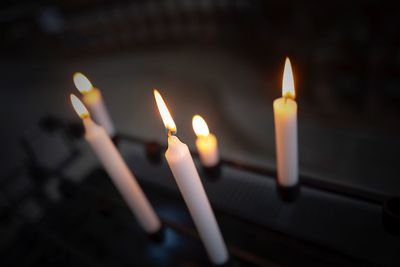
[
  {"x1": 192, "y1": 115, "x2": 220, "y2": 167},
  {"x1": 273, "y1": 58, "x2": 299, "y2": 187},
  {"x1": 70, "y1": 94, "x2": 161, "y2": 234},
  {"x1": 154, "y1": 90, "x2": 228, "y2": 265},
  {"x1": 73, "y1": 72, "x2": 116, "y2": 137}
]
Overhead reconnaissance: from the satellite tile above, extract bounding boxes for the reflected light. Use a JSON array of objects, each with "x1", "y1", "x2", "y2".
[
  {"x1": 282, "y1": 57, "x2": 295, "y2": 99},
  {"x1": 192, "y1": 115, "x2": 210, "y2": 137}
]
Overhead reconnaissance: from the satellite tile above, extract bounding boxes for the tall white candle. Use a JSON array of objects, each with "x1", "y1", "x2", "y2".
[
  {"x1": 73, "y1": 72, "x2": 116, "y2": 137},
  {"x1": 192, "y1": 115, "x2": 220, "y2": 167},
  {"x1": 70, "y1": 94, "x2": 161, "y2": 234},
  {"x1": 273, "y1": 58, "x2": 299, "y2": 187},
  {"x1": 154, "y1": 90, "x2": 228, "y2": 265}
]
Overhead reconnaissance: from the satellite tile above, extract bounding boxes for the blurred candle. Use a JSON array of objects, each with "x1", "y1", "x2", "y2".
[
  {"x1": 154, "y1": 90, "x2": 228, "y2": 265},
  {"x1": 73, "y1": 72, "x2": 116, "y2": 137},
  {"x1": 273, "y1": 58, "x2": 299, "y2": 187},
  {"x1": 192, "y1": 115, "x2": 219, "y2": 167},
  {"x1": 70, "y1": 94, "x2": 161, "y2": 234}
]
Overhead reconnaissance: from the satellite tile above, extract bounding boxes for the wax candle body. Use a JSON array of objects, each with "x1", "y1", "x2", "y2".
[
  {"x1": 273, "y1": 98, "x2": 298, "y2": 186},
  {"x1": 83, "y1": 118, "x2": 161, "y2": 233},
  {"x1": 83, "y1": 88, "x2": 115, "y2": 137},
  {"x1": 165, "y1": 136, "x2": 228, "y2": 264},
  {"x1": 196, "y1": 133, "x2": 219, "y2": 167}
]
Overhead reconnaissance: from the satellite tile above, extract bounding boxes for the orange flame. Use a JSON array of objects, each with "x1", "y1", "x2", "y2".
[{"x1": 153, "y1": 89, "x2": 177, "y2": 134}]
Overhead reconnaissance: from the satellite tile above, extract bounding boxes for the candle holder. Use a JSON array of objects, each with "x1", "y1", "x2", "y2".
[
  {"x1": 147, "y1": 225, "x2": 166, "y2": 243},
  {"x1": 383, "y1": 196, "x2": 400, "y2": 236},
  {"x1": 276, "y1": 183, "x2": 300, "y2": 202},
  {"x1": 202, "y1": 162, "x2": 222, "y2": 180},
  {"x1": 214, "y1": 257, "x2": 236, "y2": 267}
]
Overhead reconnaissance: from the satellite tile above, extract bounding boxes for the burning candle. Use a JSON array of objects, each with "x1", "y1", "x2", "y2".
[
  {"x1": 153, "y1": 90, "x2": 229, "y2": 265},
  {"x1": 70, "y1": 94, "x2": 161, "y2": 235},
  {"x1": 73, "y1": 72, "x2": 116, "y2": 137},
  {"x1": 273, "y1": 58, "x2": 299, "y2": 188},
  {"x1": 192, "y1": 115, "x2": 220, "y2": 167}
]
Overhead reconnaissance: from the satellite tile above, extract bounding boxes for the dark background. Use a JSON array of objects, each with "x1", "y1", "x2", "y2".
[
  {"x1": 1, "y1": 0, "x2": 399, "y2": 193},
  {"x1": 0, "y1": 1, "x2": 400, "y2": 266}
]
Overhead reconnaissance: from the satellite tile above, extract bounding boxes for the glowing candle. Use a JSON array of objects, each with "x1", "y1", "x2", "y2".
[
  {"x1": 273, "y1": 58, "x2": 299, "y2": 187},
  {"x1": 70, "y1": 94, "x2": 161, "y2": 234},
  {"x1": 192, "y1": 115, "x2": 220, "y2": 167},
  {"x1": 154, "y1": 90, "x2": 228, "y2": 265},
  {"x1": 73, "y1": 72, "x2": 116, "y2": 137}
]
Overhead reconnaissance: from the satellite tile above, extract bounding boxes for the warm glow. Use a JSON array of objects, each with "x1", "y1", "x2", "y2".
[
  {"x1": 282, "y1": 57, "x2": 295, "y2": 99},
  {"x1": 153, "y1": 89, "x2": 177, "y2": 134},
  {"x1": 73, "y1": 72, "x2": 93, "y2": 93},
  {"x1": 192, "y1": 115, "x2": 210, "y2": 137},
  {"x1": 70, "y1": 94, "x2": 89, "y2": 118}
]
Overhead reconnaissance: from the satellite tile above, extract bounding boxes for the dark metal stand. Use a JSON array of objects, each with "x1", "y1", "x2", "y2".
[{"x1": 277, "y1": 183, "x2": 300, "y2": 203}]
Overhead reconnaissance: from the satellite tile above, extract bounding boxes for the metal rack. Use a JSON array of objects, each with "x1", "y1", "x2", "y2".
[{"x1": 1, "y1": 115, "x2": 398, "y2": 266}]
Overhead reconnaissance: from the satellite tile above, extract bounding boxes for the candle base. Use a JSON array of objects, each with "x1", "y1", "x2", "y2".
[
  {"x1": 147, "y1": 226, "x2": 166, "y2": 243},
  {"x1": 202, "y1": 162, "x2": 222, "y2": 180},
  {"x1": 214, "y1": 257, "x2": 236, "y2": 267},
  {"x1": 145, "y1": 141, "x2": 163, "y2": 164},
  {"x1": 383, "y1": 196, "x2": 400, "y2": 236},
  {"x1": 277, "y1": 183, "x2": 300, "y2": 202}
]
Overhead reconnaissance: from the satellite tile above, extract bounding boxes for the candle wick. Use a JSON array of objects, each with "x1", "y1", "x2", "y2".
[
  {"x1": 167, "y1": 128, "x2": 177, "y2": 137},
  {"x1": 284, "y1": 96, "x2": 288, "y2": 104}
]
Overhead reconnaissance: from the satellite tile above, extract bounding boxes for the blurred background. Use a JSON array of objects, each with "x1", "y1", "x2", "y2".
[
  {"x1": 1, "y1": 0, "x2": 400, "y2": 265},
  {"x1": 1, "y1": 0, "x2": 399, "y2": 193}
]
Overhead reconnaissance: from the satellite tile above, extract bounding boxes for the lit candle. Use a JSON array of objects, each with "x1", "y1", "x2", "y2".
[
  {"x1": 73, "y1": 72, "x2": 116, "y2": 137},
  {"x1": 70, "y1": 94, "x2": 161, "y2": 234},
  {"x1": 192, "y1": 115, "x2": 220, "y2": 167},
  {"x1": 273, "y1": 57, "x2": 299, "y2": 188},
  {"x1": 154, "y1": 90, "x2": 229, "y2": 265}
]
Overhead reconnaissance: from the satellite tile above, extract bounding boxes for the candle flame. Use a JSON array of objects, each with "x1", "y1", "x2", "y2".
[
  {"x1": 192, "y1": 115, "x2": 209, "y2": 137},
  {"x1": 70, "y1": 94, "x2": 90, "y2": 118},
  {"x1": 73, "y1": 72, "x2": 93, "y2": 94},
  {"x1": 282, "y1": 57, "x2": 295, "y2": 99},
  {"x1": 153, "y1": 89, "x2": 177, "y2": 135}
]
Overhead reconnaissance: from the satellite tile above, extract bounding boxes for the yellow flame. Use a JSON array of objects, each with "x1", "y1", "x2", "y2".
[
  {"x1": 70, "y1": 94, "x2": 89, "y2": 118},
  {"x1": 282, "y1": 57, "x2": 295, "y2": 99},
  {"x1": 153, "y1": 89, "x2": 177, "y2": 134},
  {"x1": 192, "y1": 115, "x2": 209, "y2": 137},
  {"x1": 73, "y1": 72, "x2": 93, "y2": 93}
]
